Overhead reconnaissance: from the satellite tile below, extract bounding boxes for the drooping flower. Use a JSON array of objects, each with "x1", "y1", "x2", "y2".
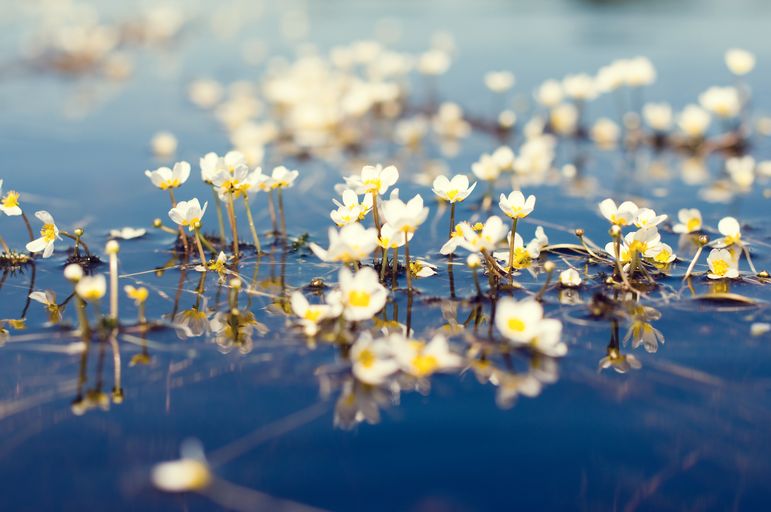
[
  {"x1": 168, "y1": 199, "x2": 208, "y2": 231},
  {"x1": 144, "y1": 161, "x2": 191, "y2": 190},
  {"x1": 432, "y1": 174, "x2": 476, "y2": 203},
  {"x1": 672, "y1": 208, "x2": 702, "y2": 234},
  {"x1": 499, "y1": 190, "x2": 536, "y2": 219},
  {"x1": 26, "y1": 211, "x2": 61, "y2": 258}
]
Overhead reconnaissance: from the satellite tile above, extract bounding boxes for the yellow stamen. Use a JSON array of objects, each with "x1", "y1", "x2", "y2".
[
  {"x1": 348, "y1": 290, "x2": 371, "y2": 308},
  {"x1": 507, "y1": 317, "x2": 526, "y2": 332}
]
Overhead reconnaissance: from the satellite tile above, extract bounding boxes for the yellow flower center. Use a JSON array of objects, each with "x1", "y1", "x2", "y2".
[
  {"x1": 159, "y1": 179, "x2": 180, "y2": 190},
  {"x1": 507, "y1": 317, "x2": 526, "y2": 332},
  {"x1": 304, "y1": 308, "x2": 322, "y2": 322},
  {"x1": 41, "y1": 223, "x2": 56, "y2": 242},
  {"x1": 653, "y1": 249, "x2": 671, "y2": 264},
  {"x1": 446, "y1": 189, "x2": 459, "y2": 201},
  {"x1": 712, "y1": 259, "x2": 729, "y2": 276},
  {"x1": 411, "y1": 354, "x2": 439, "y2": 377},
  {"x1": 357, "y1": 348, "x2": 376, "y2": 368},
  {"x1": 686, "y1": 218, "x2": 700, "y2": 232},
  {"x1": 348, "y1": 290, "x2": 371, "y2": 308},
  {"x1": 2, "y1": 191, "x2": 20, "y2": 208}
]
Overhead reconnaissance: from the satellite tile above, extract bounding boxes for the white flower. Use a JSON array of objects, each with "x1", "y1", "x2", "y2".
[
  {"x1": 327, "y1": 267, "x2": 388, "y2": 321},
  {"x1": 144, "y1": 161, "x2": 190, "y2": 190},
  {"x1": 678, "y1": 105, "x2": 711, "y2": 137},
  {"x1": 471, "y1": 153, "x2": 501, "y2": 181},
  {"x1": 378, "y1": 222, "x2": 412, "y2": 250},
  {"x1": 199, "y1": 152, "x2": 226, "y2": 183},
  {"x1": 492, "y1": 231, "x2": 541, "y2": 268},
  {"x1": 559, "y1": 268, "x2": 582, "y2": 287},
  {"x1": 26, "y1": 210, "x2": 61, "y2": 258},
  {"x1": 699, "y1": 86, "x2": 740, "y2": 118},
  {"x1": 650, "y1": 243, "x2": 676, "y2": 264},
  {"x1": 484, "y1": 71, "x2": 515, "y2": 93},
  {"x1": 716, "y1": 216, "x2": 741, "y2": 247},
  {"x1": 634, "y1": 208, "x2": 667, "y2": 229},
  {"x1": 530, "y1": 319, "x2": 567, "y2": 357},
  {"x1": 310, "y1": 223, "x2": 379, "y2": 263},
  {"x1": 643, "y1": 102, "x2": 673, "y2": 131},
  {"x1": 75, "y1": 274, "x2": 107, "y2": 302},
  {"x1": 392, "y1": 334, "x2": 462, "y2": 378},
  {"x1": 432, "y1": 174, "x2": 476, "y2": 203},
  {"x1": 625, "y1": 227, "x2": 662, "y2": 258},
  {"x1": 150, "y1": 131, "x2": 177, "y2": 158},
  {"x1": 410, "y1": 260, "x2": 437, "y2": 278},
  {"x1": 439, "y1": 223, "x2": 465, "y2": 255},
  {"x1": 591, "y1": 118, "x2": 620, "y2": 148},
  {"x1": 458, "y1": 216, "x2": 508, "y2": 253},
  {"x1": 109, "y1": 227, "x2": 147, "y2": 240},
  {"x1": 604, "y1": 241, "x2": 632, "y2": 264},
  {"x1": 623, "y1": 56, "x2": 656, "y2": 87},
  {"x1": 562, "y1": 73, "x2": 597, "y2": 101},
  {"x1": 599, "y1": 198, "x2": 638, "y2": 226},
  {"x1": 725, "y1": 48, "x2": 755, "y2": 76},
  {"x1": 707, "y1": 248, "x2": 739, "y2": 279},
  {"x1": 151, "y1": 442, "x2": 211, "y2": 493},
  {"x1": 0, "y1": 180, "x2": 22, "y2": 216},
  {"x1": 495, "y1": 298, "x2": 543, "y2": 343},
  {"x1": 535, "y1": 79, "x2": 563, "y2": 108},
  {"x1": 381, "y1": 194, "x2": 429, "y2": 233},
  {"x1": 345, "y1": 164, "x2": 399, "y2": 195},
  {"x1": 418, "y1": 49, "x2": 450, "y2": 75},
  {"x1": 330, "y1": 189, "x2": 373, "y2": 227},
  {"x1": 550, "y1": 103, "x2": 578, "y2": 135},
  {"x1": 492, "y1": 146, "x2": 515, "y2": 171},
  {"x1": 349, "y1": 333, "x2": 399, "y2": 385},
  {"x1": 270, "y1": 166, "x2": 299, "y2": 189},
  {"x1": 726, "y1": 156, "x2": 755, "y2": 189},
  {"x1": 672, "y1": 208, "x2": 702, "y2": 234},
  {"x1": 168, "y1": 199, "x2": 207, "y2": 231},
  {"x1": 532, "y1": 226, "x2": 549, "y2": 249},
  {"x1": 290, "y1": 291, "x2": 339, "y2": 336},
  {"x1": 499, "y1": 190, "x2": 536, "y2": 219}
]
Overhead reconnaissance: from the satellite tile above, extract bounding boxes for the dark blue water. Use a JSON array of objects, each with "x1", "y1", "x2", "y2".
[{"x1": 1, "y1": 1, "x2": 771, "y2": 511}]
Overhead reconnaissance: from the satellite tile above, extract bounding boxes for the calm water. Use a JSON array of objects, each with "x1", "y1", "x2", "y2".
[{"x1": 1, "y1": 1, "x2": 771, "y2": 511}]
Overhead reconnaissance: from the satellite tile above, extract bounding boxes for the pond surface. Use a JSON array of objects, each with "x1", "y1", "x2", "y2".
[{"x1": 1, "y1": 1, "x2": 771, "y2": 511}]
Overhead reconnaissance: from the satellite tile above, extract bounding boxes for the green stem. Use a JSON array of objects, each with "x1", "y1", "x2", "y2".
[
  {"x1": 243, "y1": 195, "x2": 262, "y2": 252},
  {"x1": 212, "y1": 186, "x2": 227, "y2": 247},
  {"x1": 508, "y1": 217, "x2": 518, "y2": 275}
]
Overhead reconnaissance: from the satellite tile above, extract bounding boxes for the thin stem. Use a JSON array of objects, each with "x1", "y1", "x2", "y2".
[
  {"x1": 449, "y1": 202, "x2": 456, "y2": 239},
  {"x1": 75, "y1": 296, "x2": 91, "y2": 340},
  {"x1": 267, "y1": 190, "x2": 278, "y2": 234},
  {"x1": 508, "y1": 217, "x2": 518, "y2": 275},
  {"x1": 226, "y1": 193, "x2": 240, "y2": 259},
  {"x1": 0, "y1": 233, "x2": 10, "y2": 254},
  {"x1": 20, "y1": 212, "x2": 35, "y2": 242},
  {"x1": 472, "y1": 267, "x2": 482, "y2": 297},
  {"x1": 194, "y1": 229, "x2": 208, "y2": 268},
  {"x1": 392, "y1": 247, "x2": 399, "y2": 290},
  {"x1": 534, "y1": 266, "x2": 554, "y2": 301},
  {"x1": 380, "y1": 246, "x2": 388, "y2": 281},
  {"x1": 278, "y1": 188, "x2": 287, "y2": 237},
  {"x1": 741, "y1": 243, "x2": 757, "y2": 274},
  {"x1": 61, "y1": 232, "x2": 91, "y2": 257},
  {"x1": 242, "y1": 195, "x2": 262, "y2": 253},
  {"x1": 683, "y1": 245, "x2": 704, "y2": 281},
  {"x1": 404, "y1": 233, "x2": 412, "y2": 293},
  {"x1": 109, "y1": 252, "x2": 118, "y2": 321},
  {"x1": 212, "y1": 186, "x2": 227, "y2": 247},
  {"x1": 169, "y1": 190, "x2": 190, "y2": 255}
]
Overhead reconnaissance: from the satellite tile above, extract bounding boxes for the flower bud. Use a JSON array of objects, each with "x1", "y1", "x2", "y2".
[{"x1": 64, "y1": 263, "x2": 84, "y2": 282}]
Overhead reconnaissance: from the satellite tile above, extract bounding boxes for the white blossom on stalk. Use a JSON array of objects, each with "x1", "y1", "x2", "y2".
[
  {"x1": 327, "y1": 267, "x2": 387, "y2": 321},
  {"x1": 309, "y1": 223, "x2": 378, "y2": 263}
]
